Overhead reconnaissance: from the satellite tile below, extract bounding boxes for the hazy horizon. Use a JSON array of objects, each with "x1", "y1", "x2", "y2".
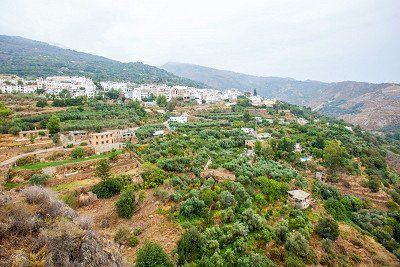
[{"x1": 1, "y1": 0, "x2": 399, "y2": 83}]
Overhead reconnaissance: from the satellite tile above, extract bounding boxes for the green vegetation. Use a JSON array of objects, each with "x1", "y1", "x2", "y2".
[
  {"x1": 115, "y1": 188, "x2": 136, "y2": 218},
  {"x1": 15, "y1": 150, "x2": 122, "y2": 170},
  {"x1": 136, "y1": 242, "x2": 172, "y2": 267},
  {"x1": 29, "y1": 173, "x2": 51, "y2": 186},
  {"x1": 0, "y1": 35, "x2": 206, "y2": 87}
]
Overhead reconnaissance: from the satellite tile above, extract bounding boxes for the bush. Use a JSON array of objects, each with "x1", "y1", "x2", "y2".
[
  {"x1": 91, "y1": 175, "x2": 131, "y2": 199},
  {"x1": 70, "y1": 147, "x2": 85, "y2": 159},
  {"x1": 368, "y1": 176, "x2": 381, "y2": 192},
  {"x1": 240, "y1": 208, "x2": 263, "y2": 231},
  {"x1": 285, "y1": 232, "x2": 310, "y2": 259},
  {"x1": 115, "y1": 188, "x2": 135, "y2": 219},
  {"x1": 180, "y1": 197, "x2": 205, "y2": 217},
  {"x1": 29, "y1": 173, "x2": 50, "y2": 186},
  {"x1": 316, "y1": 217, "x2": 339, "y2": 240},
  {"x1": 141, "y1": 163, "x2": 169, "y2": 188},
  {"x1": 91, "y1": 179, "x2": 121, "y2": 199},
  {"x1": 114, "y1": 227, "x2": 129, "y2": 245},
  {"x1": 220, "y1": 190, "x2": 236, "y2": 208},
  {"x1": 128, "y1": 233, "x2": 139, "y2": 247},
  {"x1": 323, "y1": 198, "x2": 347, "y2": 220},
  {"x1": 15, "y1": 155, "x2": 38, "y2": 166},
  {"x1": 136, "y1": 242, "x2": 172, "y2": 267},
  {"x1": 176, "y1": 227, "x2": 205, "y2": 265}
]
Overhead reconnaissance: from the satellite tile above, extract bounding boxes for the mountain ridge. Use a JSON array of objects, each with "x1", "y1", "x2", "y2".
[
  {"x1": 0, "y1": 35, "x2": 206, "y2": 87},
  {"x1": 162, "y1": 62, "x2": 400, "y2": 132}
]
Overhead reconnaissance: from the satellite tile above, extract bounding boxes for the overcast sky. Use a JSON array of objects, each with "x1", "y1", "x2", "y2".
[{"x1": 0, "y1": 0, "x2": 399, "y2": 83}]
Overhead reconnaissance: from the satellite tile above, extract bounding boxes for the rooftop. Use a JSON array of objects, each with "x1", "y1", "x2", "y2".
[{"x1": 288, "y1": 190, "x2": 310, "y2": 200}]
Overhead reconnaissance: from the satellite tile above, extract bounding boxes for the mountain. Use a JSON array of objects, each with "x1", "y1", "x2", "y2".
[
  {"x1": 162, "y1": 62, "x2": 400, "y2": 132},
  {"x1": 0, "y1": 35, "x2": 206, "y2": 87}
]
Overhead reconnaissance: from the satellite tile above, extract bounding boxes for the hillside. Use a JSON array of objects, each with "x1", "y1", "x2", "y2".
[
  {"x1": 162, "y1": 62, "x2": 400, "y2": 131},
  {"x1": 0, "y1": 35, "x2": 206, "y2": 87},
  {"x1": 1, "y1": 96, "x2": 400, "y2": 266}
]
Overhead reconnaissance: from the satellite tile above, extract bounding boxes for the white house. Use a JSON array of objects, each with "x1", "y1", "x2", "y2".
[
  {"x1": 297, "y1": 118, "x2": 309, "y2": 125},
  {"x1": 241, "y1": 128, "x2": 256, "y2": 136},
  {"x1": 153, "y1": 130, "x2": 165, "y2": 136},
  {"x1": 256, "y1": 132, "x2": 271, "y2": 139},
  {"x1": 288, "y1": 190, "x2": 311, "y2": 210},
  {"x1": 169, "y1": 114, "x2": 188, "y2": 123},
  {"x1": 294, "y1": 143, "x2": 302, "y2": 153}
]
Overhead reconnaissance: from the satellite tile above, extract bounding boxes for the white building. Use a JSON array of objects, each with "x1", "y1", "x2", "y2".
[
  {"x1": 241, "y1": 128, "x2": 256, "y2": 137},
  {"x1": 297, "y1": 118, "x2": 309, "y2": 125},
  {"x1": 153, "y1": 130, "x2": 165, "y2": 136},
  {"x1": 44, "y1": 76, "x2": 96, "y2": 98},
  {"x1": 288, "y1": 190, "x2": 311, "y2": 210},
  {"x1": 169, "y1": 113, "x2": 188, "y2": 123}
]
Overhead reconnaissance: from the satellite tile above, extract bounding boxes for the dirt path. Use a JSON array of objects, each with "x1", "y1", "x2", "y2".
[{"x1": 0, "y1": 146, "x2": 64, "y2": 167}]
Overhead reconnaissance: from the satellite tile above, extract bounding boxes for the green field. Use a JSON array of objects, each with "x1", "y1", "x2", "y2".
[{"x1": 15, "y1": 150, "x2": 123, "y2": 170}]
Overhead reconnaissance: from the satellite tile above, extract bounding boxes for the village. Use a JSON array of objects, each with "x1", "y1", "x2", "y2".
[{"x1": 0, "y1": 74, "x2": 278, "y2": 106}]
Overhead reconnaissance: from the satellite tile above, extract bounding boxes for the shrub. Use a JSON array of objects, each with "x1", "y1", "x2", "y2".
[
  {"x1": 91, "y1": 175, "x2": 130, "y2": 199},
  {"x1": 316, "y1": 217, "x2": 339, "y2": 240},
  {"x1": 66, "y1": 143, "x2": 74, "y2": 148},
  {"x1": 70, "y1": 147, "x2": 85, "y2": 159},
  {"x1": 220, "y1": 190, "x2": 236, "y2": 208},
  {"x1": 141, "y1": 163, "x2": 169, "y2": 188},
  {"x1": 95, "y1": 159, "x2": 111, "y2": 180},
  {"x1": 322, "y1": 238, "x2": 333, "y2": 253},
  {"x1": 114, "y1": 227, "x2": 129, "y2": 245},
  {"x1": 180, "y1": 197, "x2": 205, "y2": 217},
  {"x1": 237, "y1": 252, "x2": 274, "y2": 267},
  {"x1": 15, "y1": 155, "x2": 38, "y2": 166},
  {"x1": 241, "y1": 208, "x2": 263, "y2": 231},
  {"x1": 177, "y1": 227, "x2": 205, "y2": 265},
  {"x1": 115, "y1": 188, "x2": 135, "y2": 219},
  {"x1": 285, "y1": 232, "x2": 310, "y2": 259},
  {"x1": 368, "y1": 176, "x2": 381, "y2": 192},
  {"x1": 136, "y1": 242, "x2": 172, "y2": 267},
  {"x1": 285, "y1": 254, "x2": 305, "y2": 267},
  {"x1": 29, "y1": 173, "x2": 50, "y2": 186},
  {"x1": 323, "y1": 198, "x2": 347, "y2": 220},
  {"x1": 128, "y1": 234, "x2": 139, "y2": 247},
  {"x1": 91, "y1": 179, "x2": 121, "y2": 198}
]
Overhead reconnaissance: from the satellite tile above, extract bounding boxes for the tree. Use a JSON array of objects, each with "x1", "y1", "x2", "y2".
[
  {"x1": 0, "y1": 102, "x2": 12, "y2": 117},
  {"x1": 46, "y1": 114, "x2": 61, "y2": 136},
  {"x1": 116, "y1": 188, "x2": 136, "y2": 218},
  {"x1": 156, "y1": 95, "x2": 167, "y2": 107},
  {"x1": 71, "y1": 147, "x2": 85, "y2": 159},
  {"x1": 95, "y1": 159, "x2": 111, "y2": 181},
  {"x1": 253, "y1": 89, "x2": 257, "y2": 96},
  {"x1": 323, "y1": 140, "x2": 347, "y2": 170},
  {"x1": 167, "y1": 98, "x2": 177, "y2": 112},
  {"x1": 254, "y1": 140, "x2": 262, "y2": 156},
  {"x1": 316, "y1": 217, "x2": 339, "y2": 240},
  {"x1": 105, "y1": 89, "x2": 120, "y2": 100},
  {"x1": 176, "y1": 228, "x2": 205, "y2": 264},
  {"x1": 36, "y1": 99, "x2": 47, "y2": 108},
  {"x1": 368, "y1": 176, "x2": 381, "y2": 192},
  {"x1": 284, "y1": 232, "x2": 310, "y2": 259},
  {"x1": 136, "y1": 242, "x2": 172, "y2": 267}
]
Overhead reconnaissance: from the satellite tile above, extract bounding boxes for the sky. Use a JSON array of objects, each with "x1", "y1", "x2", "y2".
[{"x1": 0, "y1": 0, "x2": 399, "y2": 83}]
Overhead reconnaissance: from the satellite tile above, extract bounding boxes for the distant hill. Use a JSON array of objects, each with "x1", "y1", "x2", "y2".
[
  {"x1": 162, "y1": 62, "x2": 400, "y2": 132},
  {"x1": 0, "y1": 35, "x2": 206, "y2": 87}
]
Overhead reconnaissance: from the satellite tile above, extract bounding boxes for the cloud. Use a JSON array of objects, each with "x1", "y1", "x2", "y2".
[{"x1": 0, "y1": 0, "x2": 399, "y2": 83}]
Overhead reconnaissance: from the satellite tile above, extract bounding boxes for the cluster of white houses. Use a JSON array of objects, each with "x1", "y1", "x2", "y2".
[{"x1": 0, "y1": 74, "x2": 274, "y2": 105}]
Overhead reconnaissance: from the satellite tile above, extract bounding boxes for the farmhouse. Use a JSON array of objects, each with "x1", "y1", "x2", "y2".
[
  {"x1": 18, "y1": 129, "x2": 49, "y2": 140},
  {"x1": 89, "y1": 131, "x2": 116, "y2": 146},
  {"x1": 288, "y1": 190, "x2": 311, "y2": 210}
]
